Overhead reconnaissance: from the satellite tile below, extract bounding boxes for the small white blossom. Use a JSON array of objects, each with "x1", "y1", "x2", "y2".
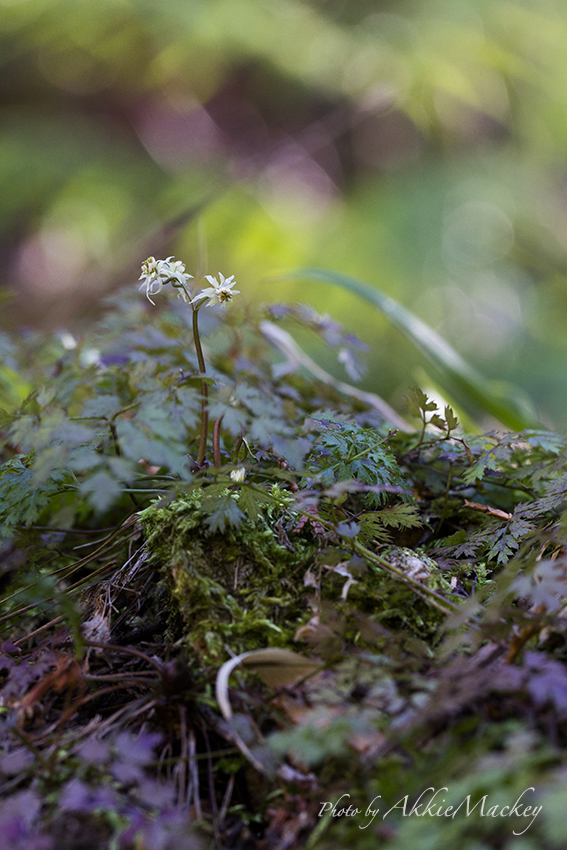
[
  {"x1": 230, "y1": 466, "x2": 246, "y2": 483},
  {"x1": 191, "y1": 273, "x2": 240, "y2": 307},
  {"x1": 80, "y1": 347, "x2": 101, "y2": 367},
  {"x1": 58, "y1": 332, "x2": 77, "y2": 350},
  {"x1": 139, "y1": 256, "x2": 193, "y2": 305}
]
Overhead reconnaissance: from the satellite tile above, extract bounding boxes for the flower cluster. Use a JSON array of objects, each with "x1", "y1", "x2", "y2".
[
  {"x1": 138, "y1": 256, "x2": 193, "y2": 305},
  {"x1": 139, "y1": 259, "x2": 239, "y2": 309}
]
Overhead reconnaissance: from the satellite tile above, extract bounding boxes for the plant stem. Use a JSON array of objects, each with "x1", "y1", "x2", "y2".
[
  {"x1": 232, "y1": 434, "x2": 244, "y2": 464},
  {"x1": 213, "y1": 415, "x2": 224, "y2": 468},
  {"x1": 192, "y1": 304, "x2": 209, "y2": 466}
]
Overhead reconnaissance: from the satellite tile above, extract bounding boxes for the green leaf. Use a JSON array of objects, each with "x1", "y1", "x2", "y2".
[
  {"x1": 429, "y1": 414, "x2": 447, "y2": 430},
  {"x1": 406, "y1": 386, "x2": 438, "y2": 417},
  {"x1": 237, "y1": 485, "x2": 273, "y2": 523},
  {"x1": 373, "y1": 504, "x2": 423, "y2": 529},
  {"x1": 309, "y1": 417, "x2": 410, "y2": 505},
  {"x1": 462, "y1": 452, "x2": 499, "y2": 484},
  {"x1": 79, "y1": 469, "x2": 123, "y2": 513},
  {"x1": 202, "y1": 494, "x2": 245, "y2": 533},
  {"x1": 0, "y1": 453, "x2": 74, "y2": 538},
  {"x1": 445, "y1": 405, "x2": 459, "y2": 432},
  {"x1": 178, "y1": 375, "x2": 217, "y2": 389}
]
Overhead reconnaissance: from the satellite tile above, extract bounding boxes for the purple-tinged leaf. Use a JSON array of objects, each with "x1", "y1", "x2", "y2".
[
  {"x1": 75, "y1": 736, "x2": 110, "y2": 765},
  {"x1": 0, "y1": 789, "x2": 41, "y2": 830},
  {"x1": 337, "y1": 521, "x2": 360, "y2": 539},
  {"x1": 134, "y1": 778, "x2": 176, "y2": 809},
  {"x1": 110, "y1": 761, "x2": 145, "y2": 786},
  {"x1": 60, "y1": 778, "x2": 119, "y2": 813},
  {"x1": 114, "y1": 731, "x2": 163, "y2": 765},
  {"x1": 524, "y1": 652, "x2": 567, "y2": 717},
  {"x1": 58, "y1": 779, "x2": 94, "y2": 813},
  {"x1": 0, "y1": 747, "x2": 34, "y2": 776}
]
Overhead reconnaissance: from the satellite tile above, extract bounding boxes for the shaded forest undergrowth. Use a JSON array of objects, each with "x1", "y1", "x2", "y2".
[{"x1": 1, "y1": 292, "x2": 567, "y2": 849}]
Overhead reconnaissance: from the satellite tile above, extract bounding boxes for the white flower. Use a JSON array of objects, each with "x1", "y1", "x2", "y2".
[
  {"x1": 230, "y1": 466, "x2": 246, "y2": 483},
  {"x1": 191, "y1": 273, "x2": 240, "y2": 307},
  {"x1": 138, "y1": 256, "x2": 193, "y2": 305},
  {"x1": 58, "y1": 332, "x2": 77, "y2": 350}
]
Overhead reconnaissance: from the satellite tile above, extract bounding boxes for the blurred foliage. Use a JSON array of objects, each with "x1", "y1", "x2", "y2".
[{"x1": 3, "y1": 0, "x2": 567, "y2": 424}]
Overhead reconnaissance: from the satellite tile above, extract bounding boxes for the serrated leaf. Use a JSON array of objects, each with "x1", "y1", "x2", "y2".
[
  {"x1": 463, "y1": 454, "x2": 498, "y2": 484},
  {"x1": 237, "y1": 486, "x2": 273, "y2": 522},
  {"x1": 208, "y1": 399, "x2": 248, "y2": 437},
  {"x1": 202, "y1": 495, "x2": 245, "y2": 533},
  {"x1": 271, "y1": 435, "x2": 312, "y2": 471},
  {"x1": 444, "y1": 405, "x2": 459, "y2": 431},
  {"x1": 0, "y1": 454, "x2": 74, "y2": 538},
  {"x1": 375, "y1": 504, "x2": 423, "y2": 529},
  {"x1": 79, "y1": 470, "x2": 123, "y2": 513},
  {"x1": 309, "y1": 418, "x2": 409, "y2": 504},
  {"x1": 412, "y1": 387, "x2": 433, "y2": 408},
  {"x1": 429, "y1": 414, "x2": 446, "y2": 430},
  {"x1": 337, "y1": 521, "x2": 360, "y2": 539},
  {"x1": 486, "y1": 528, "x2": 517, "y2": 564},
  {"x1": 79, "y1": 394, "x2": 124, "y2": 420},
  {"x1": 115, "y1": 418, "x2": 190, "y2": 478}
]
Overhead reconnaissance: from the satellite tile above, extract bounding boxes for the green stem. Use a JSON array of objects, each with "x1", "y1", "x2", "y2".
[
  {"x1": 193, "y1": 304, "x2": 208, "y2": 466},
  {"x1": 213, "y1": 415, "x2": 224, "y2": 468},
  {"x1": 232, "y1": 434, "x2": 244, "y2": 465}
]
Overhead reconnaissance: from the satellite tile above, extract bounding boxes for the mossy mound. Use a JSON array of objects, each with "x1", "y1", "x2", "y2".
[
  {"x1": 138, "y1": 493, "x2": 318, "y2": 662},
  {"x1": 138, "y1": 494, "x2": 450, "y2": 663}
]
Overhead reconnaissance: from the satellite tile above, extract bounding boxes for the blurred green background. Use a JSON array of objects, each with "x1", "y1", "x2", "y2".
[{"x1": 2, "y1": 0, "x2": 567, "y2": 426}]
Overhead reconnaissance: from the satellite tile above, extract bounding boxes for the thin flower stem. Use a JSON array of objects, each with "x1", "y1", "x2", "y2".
[
  {"x1": 213, "y1": 415, "x2": 224, "y2": 468},
  {"x1": 191, "y1": 302, "x2": 207, "y2": 376},
  {"x1": 192, "y1": 303, "x2": 209, "y2": 466}
]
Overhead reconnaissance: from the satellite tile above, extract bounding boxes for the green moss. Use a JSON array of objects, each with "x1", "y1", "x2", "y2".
[
  {"x1": 138, "y1": 494, "x2": 450, "y2": 664},
  {"x1": 317, "y1": 548, "x2": 449, "y2": 643},
  {"x1": 138, "y1": 492, "x2": 318, "y2": 662}
]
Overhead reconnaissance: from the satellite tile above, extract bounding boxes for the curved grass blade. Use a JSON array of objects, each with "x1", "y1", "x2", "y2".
[{"x1": 276, "y1": 269, "x2": 538, "y2": 430}]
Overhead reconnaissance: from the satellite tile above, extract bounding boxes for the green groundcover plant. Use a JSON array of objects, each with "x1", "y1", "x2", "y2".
[{"x1": 1, "y1": 258, "x2": 567, "y2": 849}]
